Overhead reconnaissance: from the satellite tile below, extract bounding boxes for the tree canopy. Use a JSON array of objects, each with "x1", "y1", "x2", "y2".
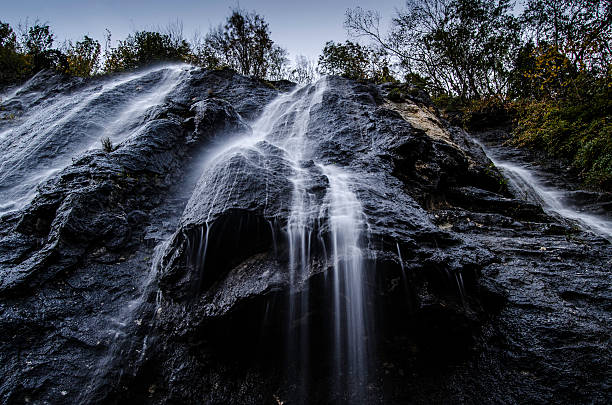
[
  {"x1": 0, "y1": 9, "x2": 289, "y2": 85},
  {"x1": 318, "y1": 40, "x2": 393, "y2": 82},
  {"x1": 198, "y1": 9, "x2": 288, "y2": 79},
  {"x1": 104, "y1": 31, "x2": 189, "y2": 73},
  {"x1": 346, "y1": 0, "x2": 521, "y2": 99}
]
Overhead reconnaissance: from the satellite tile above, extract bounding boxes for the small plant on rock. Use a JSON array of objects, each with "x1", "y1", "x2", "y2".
[
  {"x1": 101, "y1": 137, "x2": 114, "y2": 153},
  {"x1": 388, "y1": 87, "x2": 403, "y2": 102}
]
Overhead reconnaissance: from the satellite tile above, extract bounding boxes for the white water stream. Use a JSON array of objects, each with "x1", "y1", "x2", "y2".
[
  {"x1": 74, "y1": 76, "x2": 372, "y2": 401},
  {"x1": 0, "y1": 64, "x2": 190, "y2": 215},
  {"x1": 193, "y1": 77, "x2": 372, "y2": 396},
  {"x1": 476, "y1": 139, "x2": 612, "y2": 241}
]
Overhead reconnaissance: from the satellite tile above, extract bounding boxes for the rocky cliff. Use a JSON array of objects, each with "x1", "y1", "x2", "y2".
[{"x1": 0, "y1": 66, "x2": 610, "y2": 404}]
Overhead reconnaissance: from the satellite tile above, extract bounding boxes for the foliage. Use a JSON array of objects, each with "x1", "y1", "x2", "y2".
[
  {"x1": 341, "y1": 0, "x2": 610, "y2": 189},
  {"x1": 266, "y1": 46, "x2": 289, "y2": 81},
  {"x1": 0, "y1": 21, "x2": 31, "y2": 86},
  {"x1": 387, "y1": 87, "x2": 403, "y2": 102},
  {"x1": 508, "y1": 0, "x2": 612, "y2": 189},
  {"x1": 430, "y1": 93, "x2": 464, "y2": 113},
  {"x1": 317, "y1": 40, "x2": 394, "y2": 82},
  {"x1": 0, "y1": 20, "x2": 69, "y2": 86},
  {"x1": 521, "y1": 44, "x2": 577, "y2": 99},
  {"x1": 1, "y1": 11, "x2": 288, "y2": 83},
  {"x1": 64, "y1": 36, "x2": 101, "y2": 77},
  {"x1": 507, "y1": 41, "x2": 538, "y2": 99},
  {"x1": 513, "y1": 74, "x2": 611, "y2": 189},
  {"x1": 462, "y1": 96, "x2": 514, "y2": 129},
  {"x1": 318, "y1": 40, "x2": 368, "y2": 79},
  {"x1": 523, "y1": 0, "x2": 611, "y2": 72},
  {"x1": 104, "y1": 30, "x2": 190, "y2": 73},
  {"x1": 0, "y1": 22, "x2": 17, "y2": 49},
  {"x1": 200, "y1": 9, "x2": 288, "y2": 79},
  {"x1": 345, "y1": 0, "x2": 521, "y2": 99},
  {"x1": 0, "y1": 4, "x2": 608, "y2": 191},
  {"x1": 101, "y1": 137, "x2": 114, "y2": 153},
  {"x1": 21, "y1": 23, "x2": 55, "y2": 71},
  {"x1": 404, "y1": 72, "x2": 431, "y2": 92}
]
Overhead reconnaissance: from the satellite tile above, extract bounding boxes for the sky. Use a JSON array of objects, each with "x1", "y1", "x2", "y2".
[{"x1": 2, "y1": 0, "x2": 403, "y2": 62}]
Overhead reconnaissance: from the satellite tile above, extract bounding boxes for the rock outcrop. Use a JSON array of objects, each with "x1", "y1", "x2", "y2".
[{"x1": 0, "y1": 67, "x2": 610, "y2": 404}]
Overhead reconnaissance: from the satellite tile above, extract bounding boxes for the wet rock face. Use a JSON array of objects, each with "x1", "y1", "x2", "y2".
[
  {"x1": 0, "y1": 68, "x2": 611, "y2": 405},
  {"x1": 0, "y1": 66, "x2": 281, "y2": 404}
]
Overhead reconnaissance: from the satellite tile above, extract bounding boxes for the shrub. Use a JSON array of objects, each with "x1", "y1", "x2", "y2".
[
  {"x1": 101, "y1": 137, "x2": 114, "y2": 153},
  {"x1": 388, "y1": 87, "x2": 403, "y2": 102},
  {"x1": 104, "y1": 30, "x2": 190, "y2": 73},
  {"x1": 64, "y1": 36, "x2": 101, "y2": 77},
  {"x1": 513, "y1": 78, "x2": 612, "y2": 190},
  {"x1": 193, "y1": 9, "x2": 289, "y2": 80},
  {"x1": 462, "y1": 96, "x2": 514, "y2": 130}
]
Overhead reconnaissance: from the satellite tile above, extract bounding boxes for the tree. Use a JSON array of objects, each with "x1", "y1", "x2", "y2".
[
  {"x1": 318, "y1": 40, "x2": 393, "y2": 81},
  {"x1": 104, "y1": 30, "x2": 190, "y2": 73},
  {"x1": 523, "y1": 0, "x2": 611, "y2": 73},
  {"x1": 345, "y1": 0, "x2": 521, "y2": 99},
  {"x1": 202, "y1": 9, "x2": 288, "y2": 79},
  {"x1": 508, "y1": 0, "x2": 611, "y2": 100},
  {"x1": 318, "y1": 40, "x2": 368, "y2": 79},
  {"x1": 0, "y1": 21, "x2": 30, "y2": 86},
  {"x1": 64, "y1": 35, "x2": 101, "y2": 77},
  {"x1": 288, "y1": 55, "x2": 318, "y2": 84},
  {"x1": 19, "y1": 22, "x2": 65, "y2": 72},
  {"x1": 266, "y1": 45, "x2": 289, "y2": 80},
  {"x1": 1, "y1": 20, "x2": 69, "y2": 86},
  {"x1": 0, "y1": 22, "x2": 17, "y2": 49}
]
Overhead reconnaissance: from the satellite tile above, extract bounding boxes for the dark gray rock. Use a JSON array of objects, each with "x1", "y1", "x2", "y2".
[{"x1": 0, "y1": 68, "x2": 609, "y2": 405}]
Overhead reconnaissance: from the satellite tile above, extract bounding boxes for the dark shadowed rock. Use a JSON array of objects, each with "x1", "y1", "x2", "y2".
[{"x1": 0, "y1": 67, "x2": 610, "y2": 405}]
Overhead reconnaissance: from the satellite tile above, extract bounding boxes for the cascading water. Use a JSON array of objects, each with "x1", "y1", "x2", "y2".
[
  {"x1": 0, "y1": 83, "x2": 25, "y2": 105},
  {"x1": 323, "y1": 165, "x2": 371, "y2": 397},
  {"x1": 281, "y1": 82, "x2": 328, "y2": 394},
  {"x1": 0, "y1": 64, "x2": 190, "y2": 215},
  {"x1": 475, "y1": 139, "x2": 612, "y2": 241},
  {"x1": 0, "y1": 63, "x2": 195, "y2": 402},
  {"x1": 3, "y1": 59, "x2": 612, "y2": 405},
  {"x1": 186, "y1": 77, "x2": 373, "y2": 400}
]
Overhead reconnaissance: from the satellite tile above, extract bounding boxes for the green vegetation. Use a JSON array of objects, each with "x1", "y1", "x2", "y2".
[
  {"x1": 0, "y1": 20, "x2": 104, "y2": 84},
  {"x1": 0, "y1": 8, "x2": 288, "y2": 85},
  {"x1": 197, "y1": 10, "x2": 288, "y2": 79},
  {"x1": 318, "y1": 40, "x2": 394, "y2": 82},
  {"x1": 343, "y1": 0, "x2": 611, "y2": 190},
  {"x1": 65, "y1": 35, "x2": 101, "y2": 77},
  {"x1": 104, "y1": 30, "x2": 189, "y2": 73},
  {"x1": 1, "y1": 2, "x2": 609, "y2": 188},
  {"x1": 345, "y1": 0, "x2": 521, "y2": 100},
  {"x1": 513, "y1": 77, "x2": 611, "y2": 188},
  {"x1": 0, "y1": 20, "x2": 66, "y2": 86},
  {"x1": 509, "y1": 0, "x2": 611, "y2": 189},
  {"x1": 387, "y1": 87, "x2": 403, "y2": 102},
  {"x1": 101, "y1": 137, "x2": 114, "y2": 153}
]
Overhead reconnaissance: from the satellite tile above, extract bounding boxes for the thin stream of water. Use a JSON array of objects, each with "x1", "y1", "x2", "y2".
[
  {"x1": 76, "y1": 77, "x2": 373, "y2": 402},
  {"x1": 0, "y1": 64, "x2": 190, "y2": 215},
  {"x1": 187, "y1": 77, "x2": 373, "y2": 398},
  {"x1": 475, "y1": 139, "x2": 612, "y2": 241}
]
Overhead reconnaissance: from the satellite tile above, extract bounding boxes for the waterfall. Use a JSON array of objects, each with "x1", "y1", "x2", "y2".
[
  {"x1": 189, "y1": 77, "x2": 373, "y2": 399},
  {"x1": 0, "y1": 64, "x2": 190, "y2": 215},
  {"x1": 0, "y1": 63, "x2": 194, "y2": 401},
  {"x1": 323, "y1": 165, "x2": 370, "y2": 397},
  {"x1": 475, "y1": 139, "x2": 612, "y2": 241}
]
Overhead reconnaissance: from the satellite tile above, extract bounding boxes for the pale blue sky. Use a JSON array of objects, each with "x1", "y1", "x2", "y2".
[{"x1": 2, "y1": 0, "x2": 403, "y2": 61}]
